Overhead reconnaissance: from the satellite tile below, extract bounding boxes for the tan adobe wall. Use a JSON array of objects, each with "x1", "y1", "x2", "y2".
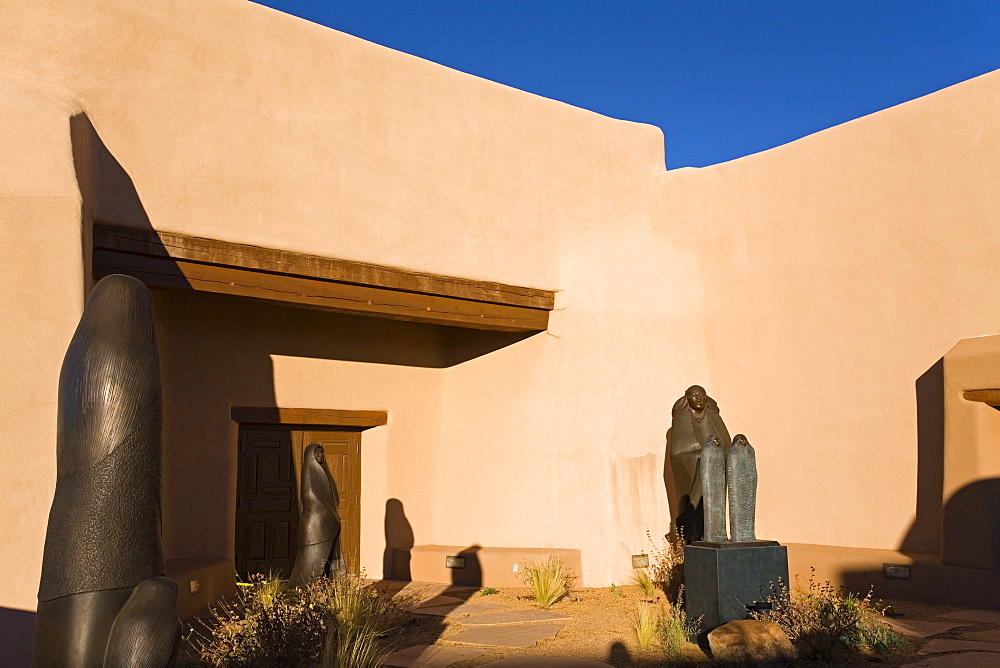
[
  {"x1": 657, "y1": 69, "x2": 1000, "y2": 555},
  {"x1": 1, "y1": 0, "x2": 999, "y2": 614}
]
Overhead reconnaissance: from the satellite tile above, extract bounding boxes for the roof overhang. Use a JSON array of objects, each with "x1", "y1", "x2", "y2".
[{"x1": 93, "y1": 222, "x2": 553, "y2": 333}]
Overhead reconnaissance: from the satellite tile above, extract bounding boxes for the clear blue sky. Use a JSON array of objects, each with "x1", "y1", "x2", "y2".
[{"x1": 251, "y1": 1, "x2": 1000, "y2": 169}]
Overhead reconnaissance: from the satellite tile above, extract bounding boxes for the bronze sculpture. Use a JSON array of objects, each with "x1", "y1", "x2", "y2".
[
  {"x1": 727, "y1": 434, "x2": 758, "y2": 542},
  {"x1": 288, "y1": 443, "x2": 345, "y2": 587},
  {"x1": 701, "y1": 435, "x2": 728, "y2": 542},
  {"x1": 669, "y1": 385, "x2": 732, "y2": 541},
  {"x1": 33, "y1": 274, "x2": 179, "y2": 667}
]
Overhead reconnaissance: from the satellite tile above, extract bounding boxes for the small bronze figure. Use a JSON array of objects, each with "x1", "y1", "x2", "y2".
[
  {"x1": 288, "y1": 443, "x2": 345, "y2": 587},
  {"x1": 33, "y1": 274, "x2": 179, "y2": 667},
  {"x1": 701, "y1": 435, "x2": 728, "y2": 542},
  {"x1": 669, "y1": 385, "x2": 732, "y2": 541},
  {"x1": 727, "y1": 434, "x2": 758, "y2": 542}
]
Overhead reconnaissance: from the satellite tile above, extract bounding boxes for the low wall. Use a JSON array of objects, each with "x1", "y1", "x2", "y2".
[
  {"x1": 395, "y1": 545, "x2": 583, "y2": 588},
  {"x1": 786, "y1": 543, "x2": 1000, "y2": 610}
]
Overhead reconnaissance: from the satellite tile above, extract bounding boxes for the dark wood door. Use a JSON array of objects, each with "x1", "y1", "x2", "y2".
[
  {"x1": 236, "y1": 426, "x2": 362, "y2": 579},
  {"x1": 236, "y1": 428, "x2": 297, "y2": 579}
]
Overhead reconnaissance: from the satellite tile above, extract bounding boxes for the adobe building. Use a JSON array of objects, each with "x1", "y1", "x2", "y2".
[{"x1": 3, "y1": 0, "x2": 1000, "y2": 645}]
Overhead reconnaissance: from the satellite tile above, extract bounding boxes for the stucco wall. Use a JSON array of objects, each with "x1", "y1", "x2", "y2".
[
  {"x1": 1, "y1": 0, "x2": 999, "y2": 614},
  {"x1": 657, "y1": 69, "x2": 1000, "y2": 553},
  {"x1": 0, "y1": 76, "x2": 86, "y2": 611}
]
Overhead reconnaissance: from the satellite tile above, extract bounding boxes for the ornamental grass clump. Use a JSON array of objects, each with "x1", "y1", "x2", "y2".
[
  {"x1": 631, "y1": 602, "x2": 658, "y2": 649},
  {"x1": 195, "y1": 572, "x2": 398, "y2": 668},
  {"x1": 517, "y1": 554, "x2": 574, "y2": 608},
  {"x1": 752, "y1": 569, "x2": 908, "y2": 661},
  {"x1": 657, "y1": 586, "x2": 700, "y2": 662},
  {"x1": 629, "y1": 567, "x2": 656, "y2": 597},
  {"x1": 646, "y1": 529, "x2": 685, "y2": 603}
]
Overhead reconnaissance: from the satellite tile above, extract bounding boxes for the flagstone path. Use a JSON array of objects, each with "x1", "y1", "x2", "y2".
[
  {"x1": 383, "y1": 584, "x2": 611, "y2": 668},
  {"x1": 899, "y1": 609, "x2": 1000, "y2": 667}
]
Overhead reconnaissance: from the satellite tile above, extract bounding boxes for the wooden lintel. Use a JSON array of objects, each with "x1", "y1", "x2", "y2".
[
  {"x1": 963, "y1": 389, "x2": 1000, "y2": 405},
  {"x1": 93, "y1": 222, "x2": 553, "y2": 333},
  {"x1": 231, "y1": 407, "x2": 388, "y2": 428}
]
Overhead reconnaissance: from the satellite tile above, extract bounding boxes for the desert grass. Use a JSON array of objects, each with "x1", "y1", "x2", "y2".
[
  {"x1": 629, "y1": 567, "x2": 657, "y2": 597},
  {"x1": 631, "y1": 602, "x2": 658, "y2": 649},
  {"x1": 517, "y1": 554, "x2": 575, "y2": 608}
]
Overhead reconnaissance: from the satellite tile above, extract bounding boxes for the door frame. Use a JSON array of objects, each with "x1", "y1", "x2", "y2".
[{"x1": 231, "y1": 406, "x2": 387, "y2": 578}]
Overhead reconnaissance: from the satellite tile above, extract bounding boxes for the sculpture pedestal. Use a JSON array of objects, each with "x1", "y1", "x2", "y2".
[{"x1": 684, "y1": 541, "x2": 788, "y2": 633}]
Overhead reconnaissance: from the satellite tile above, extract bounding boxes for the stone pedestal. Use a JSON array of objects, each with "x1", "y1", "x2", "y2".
[{"x1": 684, "y1": 541, "x2": 788, "y2": 633}]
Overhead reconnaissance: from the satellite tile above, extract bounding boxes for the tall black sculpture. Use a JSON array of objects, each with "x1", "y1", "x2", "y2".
[
  {"x1": 669, "y1": 385, "x2": 732, "y2": 541},
  {"x1": 288, "y1": 443, "x2": 345, "y2": 587},
  {"x1": 33, "y1": 274, "x2": 179, "y2": 667}
]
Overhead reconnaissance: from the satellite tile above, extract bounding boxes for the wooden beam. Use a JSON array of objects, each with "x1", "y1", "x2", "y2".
[
  {"x1": 93, "y1": 222, "x2": 553, "y2": 332},
  {"x1": 963, "y1": 389, "x2": 1000, "y2": 405},
  {"x1": 231, "y1": 407, "x2": 388, "y2": 428}
]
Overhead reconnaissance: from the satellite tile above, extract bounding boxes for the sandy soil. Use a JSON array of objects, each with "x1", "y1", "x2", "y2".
[{"x1": 384, "y1": 584, "x2": 982, "y2": 667}]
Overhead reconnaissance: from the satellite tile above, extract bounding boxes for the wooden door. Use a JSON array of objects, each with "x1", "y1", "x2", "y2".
[
  {"x1": 236, "y1": 426, "x2": 362, "y2": 579},
  {"x1": 235, "y1": 427, "x2": 297, "y2": 579}
]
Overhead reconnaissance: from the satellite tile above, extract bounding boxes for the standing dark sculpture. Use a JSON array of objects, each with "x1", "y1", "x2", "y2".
[
  {"x1": 288, "y1": 443, "x2": 345, "y2": 587},
  {"x1": 727, "y1": 434, "x2": 758, "y2": 542},
  {"x1": 32, "y1": 274, "x2": 179, "y2": 667},
  {"x1": 669, "y1": 385, "x2": 732, "y2": 541},
  {"x1": 700, "y1": 436, "x2": 728, "y2": 542}
]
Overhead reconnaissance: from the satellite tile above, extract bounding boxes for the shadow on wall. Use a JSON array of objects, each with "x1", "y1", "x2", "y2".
[
  {"x1": 69, "y1": 113, "x2": 190, "y2": 298},
  {"x1": 899, "y1": 358, "x2": 945, "y2": 554},
  {"x1": 451, "y1": 545, "x2": 483, "y2": 588},
  {"x1": 383, "y1": 498, "x2": 414, "y2": 580},
  {"x1": 841, "y1": 477, "x2": 1000, "y2": 607}
]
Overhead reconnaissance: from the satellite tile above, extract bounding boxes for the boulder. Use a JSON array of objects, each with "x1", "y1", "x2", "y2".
[{"x1": 708, "y1": 620, "x2": 797, "y2": 665}]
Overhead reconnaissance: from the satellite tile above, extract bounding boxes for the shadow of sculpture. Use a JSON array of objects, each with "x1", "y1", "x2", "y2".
[
  {"x1": 450, "y1": 545, "x2": 483, "y2": 588},
  {"x1": 383, "y1": 498, "x2": 415, "y2": 580}
]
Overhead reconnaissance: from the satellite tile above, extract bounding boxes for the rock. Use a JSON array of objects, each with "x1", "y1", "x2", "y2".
[{"x1": 708, "y1": 620, "x2": 797, "y2": 665}]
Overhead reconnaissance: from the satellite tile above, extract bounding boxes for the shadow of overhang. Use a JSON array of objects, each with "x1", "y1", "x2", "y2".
[{"x1": 93, "y1": 222, "x2": 554, "y2": 333}]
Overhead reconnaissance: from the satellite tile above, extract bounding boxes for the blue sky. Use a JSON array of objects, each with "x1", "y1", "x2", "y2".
[{"x1": 251, "y1": 1, "x2": 1000, "y2": 169}]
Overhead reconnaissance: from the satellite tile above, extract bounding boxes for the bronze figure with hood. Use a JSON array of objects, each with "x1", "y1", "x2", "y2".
[
  {"x1": 668, "y1": 385, "x2": 732, "y2": 542},
  {"x1": 288, "y1": 442, "x2": 346, "y2": 587}
]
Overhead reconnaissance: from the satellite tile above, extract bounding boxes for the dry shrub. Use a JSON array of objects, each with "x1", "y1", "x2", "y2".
[
  {"x1": 517, "y1": 554, "x2": 574, "y2": 608},
  {"x1": 646, "y1": 530, "x2": 685, "y2": 603},
  {"x1": 657, "y1": 586, "x2": 700, "y2": 661},
  {"x1": 753, "y1": 569, "x2": 908, "y2": 661},
  {"x1": 194, "y1": 572, "x2": 398, "y2": 667}
]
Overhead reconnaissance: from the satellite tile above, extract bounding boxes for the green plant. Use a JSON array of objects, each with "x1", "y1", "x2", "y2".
[
  {"x1": 631, "y1": 602, "x2": 657, "y2": 649},
  {"x1": 752, "y1": 569, "x2": 908, "y2": 661},
  {"x1": 517, "y1": 554, "x2": 574, "y2": 608},
  {"x1": 646, "y1": 530, "x2": 685, "y2": 603},
  {"x1": 480, "y1": 587, "x2": 499, "y2": 596},
  {"x1": 195, "y1": 572, "x2": 398, "y2": 667},
  {"x1": 657, "y1": 587, "x2": 700, "y2": 662},
  {"x1": 630, "y1": 567, "x2": 656, "y2": 597}
]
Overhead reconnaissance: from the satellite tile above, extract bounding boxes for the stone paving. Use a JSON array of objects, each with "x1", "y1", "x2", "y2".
[
  {"x1": 899, "y1": 609, "x2": 1000, "y2": 667},
  {"x1": 382, "y1": 584, "x2": 602, "y2": 667}
]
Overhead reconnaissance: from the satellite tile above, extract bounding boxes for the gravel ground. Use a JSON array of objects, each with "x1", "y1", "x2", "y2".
[{"x1": 384, "y1": 584, "x2": 983, "y2": 667}]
